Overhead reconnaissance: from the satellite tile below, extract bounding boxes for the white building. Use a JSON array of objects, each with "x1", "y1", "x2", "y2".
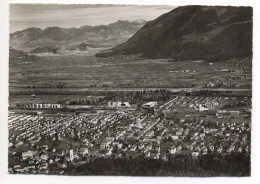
[
  {"x1": 199, "y1": 104, "x2": 209, "y2": 112},
  {"x1": 27, "y1": 103, "x2": 61, "y2": 109},
  {"x1": 142, "y1": 102, "x2": 158, "y2": 109},
  {"x1": 107, "y1": 102, "x2": 130, "y2": 108},
  {"x1": 69, "y1": 149, "x2": 74, "y2": 161},
  {"x1": 22, "y1": 150, "x2": 38, "y2": 160}
]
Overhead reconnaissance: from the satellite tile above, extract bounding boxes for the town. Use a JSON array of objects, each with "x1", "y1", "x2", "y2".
[
  {"x1": 6, "y1": 3, "x2": 253, "y2": 178},
  {"x1": 8, "y1": 90, "x2": 251, "y2": 175}
]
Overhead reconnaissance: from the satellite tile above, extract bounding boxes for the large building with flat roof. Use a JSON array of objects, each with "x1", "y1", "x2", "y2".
[
  {"x1": 142, "y1": 102, "x2": 158, "y2": 109},
  {"x1": 108, "y1": 102, "x2": 130, "y2": 108}
]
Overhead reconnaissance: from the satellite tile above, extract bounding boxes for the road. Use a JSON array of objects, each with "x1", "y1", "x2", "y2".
[
  {"x1": 136, "y1": 97, "x2": 178, "y2": 139},
  {"x1": 137, "y1": 118, "x2": 161, "y2": 139}
]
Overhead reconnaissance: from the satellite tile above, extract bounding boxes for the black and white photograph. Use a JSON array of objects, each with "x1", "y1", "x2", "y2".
[{"x1": 1, "y1": 0, "x2": 259, "y2": 182}]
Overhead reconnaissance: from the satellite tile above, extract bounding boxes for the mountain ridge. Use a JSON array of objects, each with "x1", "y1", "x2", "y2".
[
  {"x1": 10, "y1": 20, "x2": 147, "y2": 52},
  {"x1": 96, "y1": 6, "x2": 252, "y2": 61}
]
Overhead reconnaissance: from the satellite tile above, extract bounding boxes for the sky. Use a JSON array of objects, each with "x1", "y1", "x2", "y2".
[{"x1": 9, "y1": 4, "x2": 176, "y2": 33}]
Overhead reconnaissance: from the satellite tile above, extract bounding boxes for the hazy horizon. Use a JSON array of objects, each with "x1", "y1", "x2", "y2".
[{"x1": 10, "y1": 4, "x2": 176, "y2": 33}]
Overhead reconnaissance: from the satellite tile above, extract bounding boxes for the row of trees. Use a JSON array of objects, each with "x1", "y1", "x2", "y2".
[{"x1": 65, "y1": 153, "x2": 250, "y2": 176}]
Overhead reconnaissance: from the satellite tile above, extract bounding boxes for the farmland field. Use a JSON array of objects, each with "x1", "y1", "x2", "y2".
[{"x1": 9, "y1": 54, "x2": 252, "y2": 91}]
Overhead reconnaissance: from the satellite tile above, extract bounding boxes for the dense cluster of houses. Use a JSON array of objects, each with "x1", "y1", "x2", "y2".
[
  {"x1": 162, "y1": 96, "x2": 250, "y2": 116},
  {"x1": 8, "y1": 95, "x2": 251, "y2": 174}
]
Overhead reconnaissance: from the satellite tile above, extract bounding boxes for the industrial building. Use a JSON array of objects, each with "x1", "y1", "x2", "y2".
[
  {"x1": 142, "y1": 102, "x2": 158, "y2": 109},
  {"x1": 25, "y1": 103, "x2": 61, "y2": 109},
  {"x1": 107, "y1": 102, "x2": 131, "y2": 108}
]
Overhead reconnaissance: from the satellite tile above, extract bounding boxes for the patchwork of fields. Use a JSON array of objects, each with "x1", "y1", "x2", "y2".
[{"x1": 9, "y1": 54, "x2": 252, "y2": 90}]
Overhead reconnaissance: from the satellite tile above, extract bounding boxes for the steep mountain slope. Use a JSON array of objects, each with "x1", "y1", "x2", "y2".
[
  {"x1": 96, "y1": 6, "x2": 252, "y2": 60},
  {"x1": 10, "y1": 20, "x2": 146, "y2": 52}
]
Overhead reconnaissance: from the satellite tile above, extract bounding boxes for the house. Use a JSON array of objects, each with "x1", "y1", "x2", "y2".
[
  {"x1": 212, "y1": 100, "x2": 219, "y2": 106},
  {"x1": 169, "y1": 147, "x2": 177, "y2": 154},
  {"x1": 22, "y1": 150, "x2": 38, "y2": 160},
  {"x1": 217, "y1": 146, "x2": 223, "y2": 153},
  {"x1": 206, "y1": 83, "x2": 215, "y2": 87},
  {"x1": 40, "y1": 153, "x2": 49, "y2": 160},
  {"x1": 69, "y1": 149, "x2": 74, "y2": 161},
  {"x1": 130, "y1": 146, "x2": 137, "y2": 152},
  {"x1": 229, "y1": 111, "x2": 240, "y2": 117},
  {"x1": 171, "y1": 135, "x2": 179, "y2": 140},
  {"x1": 39, "y1": 163, "x2": 48, "y2": 170},
  {"x1": 199, "y1": 104, "x2": 208, "y2": 112},
  {"x1": 205, "y1": 102, "x2": 213, "y2": 108},
  {"x1": 177, "y1": 145, "x2": 182, "y2": 151},
  {"x1": 16, "y1": 141, "x2": 24, "y2": 147},
  {"x1": 81, "y1": 148, "x2": 89, "y2": 155},
  {"x1": 57, "y1": 163, "x2": 67, "y2": 169},
  {"x1": 191, "y1": 152, "x2": 199, "y2": 157},
  {"x1": 145, "y1": 151, "x2": 151, "y2": 158},
  {"x1": 161, "y1": 154, "x2": 169, "y2": 161},
  {"x1": 209, "y1": 145, "x2": 215, "y2": 152}
]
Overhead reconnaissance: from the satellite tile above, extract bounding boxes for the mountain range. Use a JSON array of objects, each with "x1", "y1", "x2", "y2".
[
  {"x1": 96, "y1": 6, "x2": 252, "y2": 61},
  {"x1": 10, "y1": 20, "x2": 147, "y2": 52}
]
